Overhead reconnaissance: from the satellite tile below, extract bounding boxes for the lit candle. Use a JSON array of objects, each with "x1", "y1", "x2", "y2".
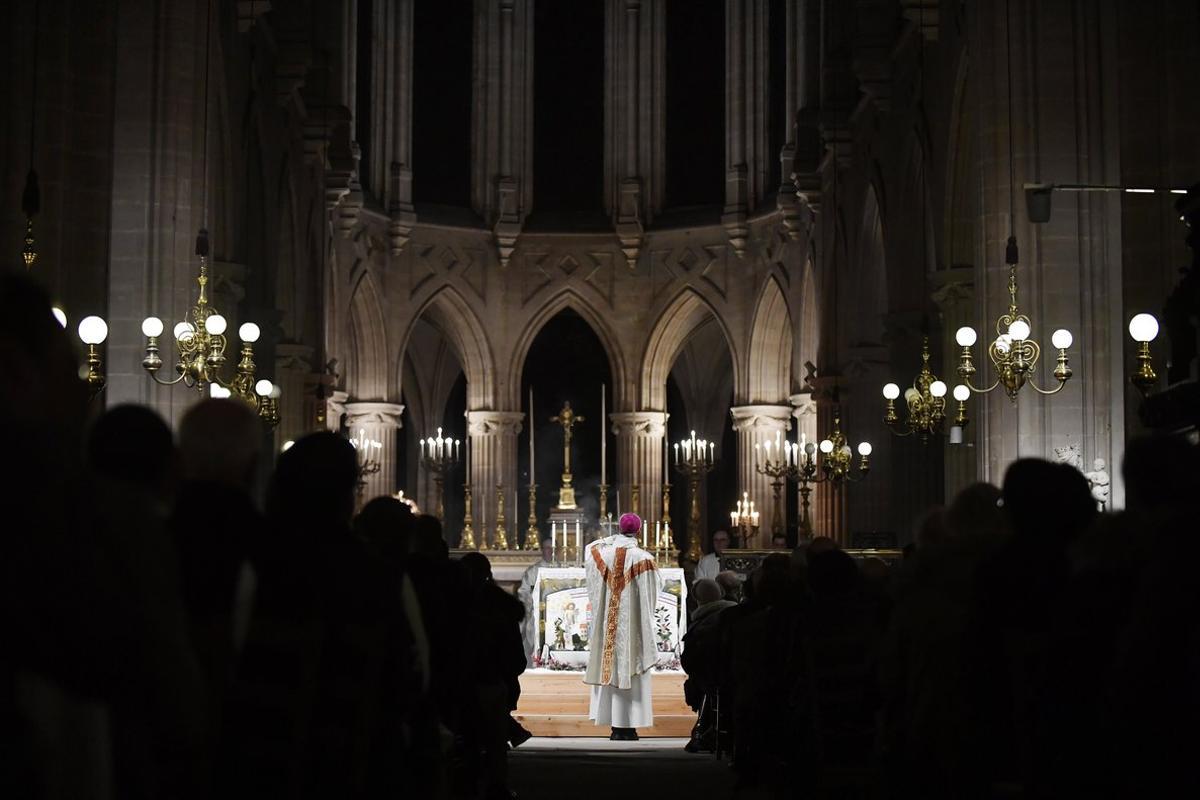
[
  {"x1": 455, "y1": 439, "x2": 460, "y2": 461},
  {"x1": 551, "y1": 521, "x2": 557, "y2": 561},
  {"x1": 674, "y1": 442, "x2": 679, "y2": 466},
  {"x1": 642, "y1": 519, "x2": 648, "y2": 549},
  {"x1": 575, "y1": 521, "x2": 581, "y2": 561},
  {"x1": 600, "y1": 384, "x2": 606, "y2": 487},
  {"x1": 529, "y1": 387, "x2": 535, "y2": 480},
  {"x1": 655, "y1": 520, "x2": 661, "y2": 549},
  {"x1": 731, "y1": 511, "x2": 738, "y2": 527}
]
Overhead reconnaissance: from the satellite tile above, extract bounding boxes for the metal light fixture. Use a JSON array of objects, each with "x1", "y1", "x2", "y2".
[
  {"x1": 418, "y1": 428, "x2": 461, "y2": 521},
  {"x1": 673, "y1": 430, "x2": 716, "y2": 563},
  {"x1": 955, "y1": 242, "x2": 1074, "y2": 401},
  {"x1": 351, "y1": 428, "x2": 383, "y2": 501},
  {"x1": 1127, "y1": 312, "x2": 1160, "y2": 396},
  {"x1": 140, "y1": 232, "x2": 279, "y2": 427},
  {"x1": 729, "y1": 491, "x2": 760, "y2": 547},
  {"x1": 52, "y1": 307, "x2": 108, "y2": 400},
  {"x1": 881, "y1": 337, "x2": 968, "y2": 441}
]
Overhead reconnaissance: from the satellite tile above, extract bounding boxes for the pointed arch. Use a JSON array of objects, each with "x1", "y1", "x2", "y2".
[
  {"x1": 747, "y1": 276, "x2": 793, "y2": 403},
  {"x1": 508, "y1": 288, "x2": 629, "y2": 409},
  {"x1": 347, "y1": 268, "x2": 389, "y2": 399},
  {"x1": 851, "y1": 182, "x2": 887, "y2": 346},
  {"x1": 400, "y1": 286, "x2": 496, "y2": 408},
  {"x1": 641, "y1": 288, "x2": 739, "y2": 410}
]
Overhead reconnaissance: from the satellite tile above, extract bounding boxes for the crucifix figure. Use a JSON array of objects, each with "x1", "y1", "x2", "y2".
[{"x1": 551, "y1": 401, "x2": 585, "y2": 509}]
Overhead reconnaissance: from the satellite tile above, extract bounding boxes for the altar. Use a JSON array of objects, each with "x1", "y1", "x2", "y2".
[{"x1": 529, "y1": 566, "x2": 687, "y2": 669}]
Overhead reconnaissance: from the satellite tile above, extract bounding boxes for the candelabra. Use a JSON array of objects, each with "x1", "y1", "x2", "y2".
[
  {"x1": 882, "y1": 337, "x2": 969, "y2": 442},
  {"x1": 418, "y1": 427, "x2": 460, "y2": 522},
  {"x1": 1127, "y1": 313, "x2": 1160, "y2": 396},
  {"x1": 350, "y1": 429, "x2": 381, "y2": 503},
  {"x1": 754, "y1": 431, "x2": 792, "y2": 541},
  {"x1": 140, "y1": 229, "x2": 279, "y2": 427},
  {"x1": 758, "y1": 411, "x2": 870, "y2": 539},
  {"x1": 525, "y1": 483, "x2": 540, "y2": 550},
  {"x1": 955, "y1": 245, "x2": 1074, "y2": 401},
  {"x1": 729, "y1": 492, "x2": 760, "y2": 548},
  {"x1": 460, "y1": 482, "x2": 477, "y2": 550},
  {"x1": 673, "y1": 430, "x2": 716, "y2": 563},
  {"x1": 494, "y1": 485, "x2": 509, "y2": 550}
]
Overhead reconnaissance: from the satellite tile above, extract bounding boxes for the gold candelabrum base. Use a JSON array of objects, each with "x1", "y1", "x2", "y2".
[
  {"x1": 662, "y1": 482, "x2": 672, "y2": 527},
  {"x1": 557, "y1": 473, "x2": 577, "y2": 509},
  {"x1": 524, "y1": 484, "x2": 540, "y2": 550},
  {"x1": 676, "y1": 461, "x2": 715, "y2": 563},
  {"x1": 599, "y1": 483, "x2": 609, "y2": 521},
  {"x1": 493, "y1": 485, "x2": 509, "y2": 550},
  {"x1": 420, "y1": 454, "x2": 457, "y2": 523},
  {"x1": 460, "y1": 484, "x2": 477, "y2": 550},
  {"x1": 798, "y1": 482, "x2": 814, "y2": 541}
]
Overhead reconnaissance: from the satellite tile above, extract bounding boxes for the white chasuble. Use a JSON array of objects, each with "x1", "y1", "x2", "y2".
[{"x1": 583, "y1": 534, "x2": 662, "y2": 728}]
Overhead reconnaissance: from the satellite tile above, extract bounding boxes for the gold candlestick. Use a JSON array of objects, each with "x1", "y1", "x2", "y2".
[
  {"x1": 524, "y1": 484, "x2": 540, "y2": 550},
  {"x1": 494, "y1": 485, "x2": 509, "y2": 550},
  {"x1": 598, "y1": 483, "x2": 609, "y2": 521},
  {"x1": 662, "y1": 482, "x2": 671, "y2": 526},
  {"x1": 460, "y1": 483, "x2": 477, "y2": 549}
]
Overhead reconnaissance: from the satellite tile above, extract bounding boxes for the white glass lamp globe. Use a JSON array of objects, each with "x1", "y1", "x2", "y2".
[
  {"x1": 51, "y1": 307, "x2": 67, "y2": 328},
  {"x1": 203, "y1": 314, "x2": 227, "y2": 335},
  {"x1": 238, "y1": 322, "x2": 261, "y2": 343},
  {"x1": 269, "y1": 384, "x2": 282, "y2": 399},
  {"x1": 1051, "y1": 329, "x2": 1073, "y2": 350},
  {"x1": 174, "y1": 321, "x2": 195, "y2": 340},
  {"x1": 956, "y1": 326, "x2": 978, "y2": 347},
  {"x1": 883, "y1": 383, "x2": 900, "y2": 400},
  {"x1": 857, "y1": 442, "x2": 872, "y2": 456},
  {"x1": 255, "y1": 379, "x2": 273, "y2": 397},
  {"x1": 953, "y1": 384, "x2": 971, "y2": 402},
  {"x1": 209, "y1": 384, "x2": 231, "y2": 399},
  {"x1": 142, "y1": 316, "x2": 164, "y2": 338},
  {"x1": 995, "y1": 334, "x2": 1013, "y2": 354},
  {"x1": 930, "y1": 380, "x2": 948, "y2": 398},
  {"x1": 819, "y1": 439, "x2": 834, "y2": 454},
  {"x1": 78, "y1": 316, "x2": 108, "y2": 345},
  {"x1": 1008, "y1": 320, "x2": 1031, "y2": 341},
  {"x1": 1128, "y1": 313, "x2": 1159, "y2": 343},
  {"x1": 282, "y1": 440, "x2": 295, "y2": 452},
  {"x1": 804, "y1": 442, "x2": 817, "y2": 455}
]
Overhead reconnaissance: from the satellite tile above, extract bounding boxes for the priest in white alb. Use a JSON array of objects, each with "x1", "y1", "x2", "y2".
[{"x1": 584, "y1": 512, "x2": 662, "y2": 741}]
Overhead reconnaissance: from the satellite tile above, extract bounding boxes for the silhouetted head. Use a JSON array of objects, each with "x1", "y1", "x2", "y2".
[
  {"x1": 913, "y1": 506, "x2": 947, "y2": 550},
  {"x1": 859, "y1": 556, "x2": 891, "y2": 586},
  {"x1": 807, "y1": 548, "x2": 860, "y2": 598},
  {"x1": 355, "y1": 496, "x2": 415, "y2": 561},
  {"x1": 412, "y1": 514, "x2": 448, "y2": 560},
  {"x1": 715, "y1": 570, "x2": 740, "y2": 599},
  {"x1": 267, "y1": 432, "x2": 357, "y2": 530},
  {"x1": 753, "y1": 552, "x2": 793, "y2": 606},
  {"x1": 460, "y1": 551, "x2": 493, "y2": 585},
  {"x1": 1002, "y1": 458, "x2": 1095, "y2": 545},
  {"x1": 178, "y1": 398, "x2": 262, "y2": 491},
  {"x1": 1123, "y1": 434, "x2": 1200, "y2": 515},
  {"x1": 771, "y1": 533, "x2": 789, "y2": 550},
  {"x1": 619, "y1": 513, "x2": 641, "y2": 535},
  {"x1": 693, "y1": 578, "x2": 723, "y2": 606},
  {"x1": 87, "y1": 404, "x2": 176, "y2": 497},
  {"x1": 808, "y1": 536, "x2": 837, "y2": 556},
  {"x1": 540, "y1": 536, "x2": 554, "y2": 563},
  {"x1": 710, "y1": 529, "x2": 730, "y2": 555},
  {"x1": 945, "y1": 482, "x2": 1005, "y2": 541}
]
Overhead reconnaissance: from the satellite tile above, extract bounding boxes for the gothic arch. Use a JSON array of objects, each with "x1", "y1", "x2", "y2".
[
  {"x1": 747, "y1": 276, "x2": 793, "y2": 403},
  {"x1": 400, "y1": 286, "x2": 496, "y2": 409},
  {"x1": 508, "y1": 288, "x2": 629, "y2": 410},
  {"x1": 348, "y1": 267, "x2": 389, "y2": 399},
  {"x1": 851, "y1": 182, "x2": 887, "y2": 346},
  {"x1": 641, "y1": 288, "x2": 739, "y2": 410}
]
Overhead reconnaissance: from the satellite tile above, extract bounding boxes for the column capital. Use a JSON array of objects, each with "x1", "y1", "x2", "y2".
[
  {"x1": 609, "y1": 411, "x2": 667, "y2": 438},
  {"x1": 345, "y1": 401, "x2": 405, "y2": 428},
  {"x1": 788, "y1": 392, "x2": 818, "y2": 418},
  {"x1": 729, "y1": 404, "x2": 793, "y2": 433},
  {"x1": 931, "y1": 279, "x2": 974, "y2": 312},
  {"x1": 467, "y1": 410, "x2": 524, "y2": 437}
]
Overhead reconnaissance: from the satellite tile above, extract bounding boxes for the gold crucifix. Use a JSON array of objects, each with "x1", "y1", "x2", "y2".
[{"x1": 551, "y1": 401, "x2": 584, "y2": 509}]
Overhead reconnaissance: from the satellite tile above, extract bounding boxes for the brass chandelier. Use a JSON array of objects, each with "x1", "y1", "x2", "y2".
[
  {"x1": 140, "y1": 230, "x2": 279, "y2": 428},
  {"x1": 882, "y1": 337, "x2": 971, "y2": 441}
]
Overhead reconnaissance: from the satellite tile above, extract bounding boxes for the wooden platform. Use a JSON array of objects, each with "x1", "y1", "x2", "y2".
[{"x1": 514, "y1": 670, "x2": 694, "y2": 737}]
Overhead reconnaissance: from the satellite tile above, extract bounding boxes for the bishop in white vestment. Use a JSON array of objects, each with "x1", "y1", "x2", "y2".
[{"x1": 584, "y1": 513, "x2": 662, "y2": 738}]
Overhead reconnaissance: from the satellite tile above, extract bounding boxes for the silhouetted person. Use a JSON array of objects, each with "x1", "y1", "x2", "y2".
[{"x1": 681, "y1": 578, "x2": 736, "y2": 753}]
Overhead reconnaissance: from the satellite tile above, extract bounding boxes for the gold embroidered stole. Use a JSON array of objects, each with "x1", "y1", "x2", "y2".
[{"x1": 591, "y1": 545, "x2": 659, "y2": 684}]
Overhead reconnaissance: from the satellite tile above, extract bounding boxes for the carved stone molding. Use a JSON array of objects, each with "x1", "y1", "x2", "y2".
[
  {"x1": 610, "y1": 411, "x2": 667, "y2": 439},
  {"x1": 788, "y1": 392, "x2": 818, "y2": 418},
  {"x1": 729, "y1": 404, "x2": 793, "y2": 433},
  {"x1": 468, "y1": 410, "x2": 525, "y2": 438},
  {"x1": 344, "y1": 401, "x2": 405, "y2": 429}
]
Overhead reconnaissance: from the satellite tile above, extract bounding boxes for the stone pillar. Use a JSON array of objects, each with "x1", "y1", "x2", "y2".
[
  {"x1": 326, "y1": 390, "x2": 349, "y2": 432},
  {"x1": 970, "y1": 0, "x2": 1125, "y2": 506},
  {"x1": 467, "y1": 410, "x2": 524, "y2": 548},
  {"x1": 473, "y1": 0, "x2": 533, "y2": 266},
  {"x1": 811, "y1": 391, "x2": 846, "y2": 544},
  {"x1": 789, "y1": 391, "x2": 818, "y2": 538},
  {"x1": 364, "y1": 0, "x2": 416, "y2": 253},
  {"x1": 344, "y1": 401, "x2": 404, "y2": 503},
  {"x1": 729, "y1": 405, "x2": 792, "y2": 540},
  {"x1": 274, "y1": 343, "x2": 315, "y2": 451},
  {"x1": 611, "y1": 411, "x2": 668, "y2": 523},
  {"x1": 933, "y1": 272, "x2": 978, "y2": 502},
  {"x1": 723, "y1": 0, "x2": 769, "y2": 256}
]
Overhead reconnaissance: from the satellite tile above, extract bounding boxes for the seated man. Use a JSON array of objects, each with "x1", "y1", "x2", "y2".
[{"x1": 695, "y1": 529, "x2": 730, "y2": 583}]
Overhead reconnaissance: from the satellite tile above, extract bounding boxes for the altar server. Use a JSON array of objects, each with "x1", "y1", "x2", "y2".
[{"x1": 584, "y1": 512, "x2": 662, "y2": 740}]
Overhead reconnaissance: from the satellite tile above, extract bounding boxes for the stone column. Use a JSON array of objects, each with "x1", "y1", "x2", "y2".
[
  {"x1": 325, "y1": 389, "x2": 349, "y2": 432},
  {"x1": 274, "y1": 343, "x2": 315, "y2": 450},
  {"x1": 344, "y1": 401, "x2": 404, "y2": 503},
  {"x1": 970, "y1": 0, "x2": 1125, "y2": 506},
  {"x1": 365, "y1": 0, "x2": 416, "y2": 254},
  {"x1": 723, "y1": 0, "x2": 769, "y2": 256},
  {"x1": 473, "y1": 0, "x2": 533, "y2": 266},
  {"x1": 604, "y1": 0, "x2": 665, "y2": 267},
  {"x1": 789, "y1": 391, "x2": 818, "y2": 538},
  {"x1": 467, "y1": 410, "x2": 524, "y2": 548},
  {"x1": 933, "y1": 272, "x2": 978, "y2": 501},
  {"x1": 611, "y1": 411, "x2": 667, "y2": 523},
  {"x1": 729, "y1": 405, "x2": 792, "y2": 541}
]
